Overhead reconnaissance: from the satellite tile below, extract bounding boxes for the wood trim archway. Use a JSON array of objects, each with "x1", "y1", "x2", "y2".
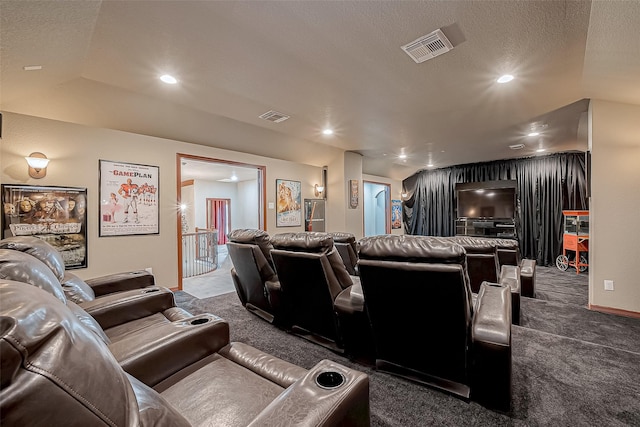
[{"x1": 176, "y1": 153, "x2": 266, "y2": 290}]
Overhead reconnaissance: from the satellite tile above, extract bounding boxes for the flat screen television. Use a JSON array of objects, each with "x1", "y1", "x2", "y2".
[{"x1": 455, "y1": 180, "x2": 516, "y2": 220}]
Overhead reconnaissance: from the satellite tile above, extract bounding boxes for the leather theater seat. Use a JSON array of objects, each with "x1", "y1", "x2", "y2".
[
  {"x1": 445, "y1": 236, "x2": 522, "y2": 325},
  {"x1": 0, "y1": 248, "x2": 228, "y2": 387},
  {"x1": 491, "y1": 237, "x2": 537, "y2": 298},
  {"x1": 270, "y1": 232, "x2": 373, "y2": 360},
  {"x1": 226, "y1": 228, "x2": 281, "y2": 324},
  {"x1": 357, "y1": 234, "x2": 512, "y2": 410},
  {"x1": 0, "y1": 235, "x2": 156, "y2": 304},
  {"x1": 1, "y1": 280, "x2": 371, "y2": 426},
  {"x1": 329, "y1": 231, "x2": 360, "y2": 275}
]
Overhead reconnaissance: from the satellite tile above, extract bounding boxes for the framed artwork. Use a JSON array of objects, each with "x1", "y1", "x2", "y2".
[
  {"x1": 391, "y1": 199, "x2": 403, "y2": 229},
  {"x1": 276, "y1": 179, "x2": 301, "y2": 227},
  {"x1": 99, "y1": 160, "x2": 159, "y2": 236},
  {"x1": 1, "y1": 184, "x2": 88, "y2": 269},
  {"x1": 349, "y1": 179, "x2": 359, "y2": 208}
]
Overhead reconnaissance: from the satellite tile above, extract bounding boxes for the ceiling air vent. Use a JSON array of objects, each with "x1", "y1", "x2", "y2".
[
  {"x1": 509, "y1": 143, "x2": 526, "y2": 150},
  {"x1": 259, "y1": 110, "x2": 290, "y2": 123},
  {"x1": 401, "y1": 29, "x2": 453, "y2": 64}
]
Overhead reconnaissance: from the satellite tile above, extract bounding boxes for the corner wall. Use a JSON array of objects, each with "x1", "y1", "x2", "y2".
[{"x1": 589, "y1": 100, "x2": 640, "y2": 314}]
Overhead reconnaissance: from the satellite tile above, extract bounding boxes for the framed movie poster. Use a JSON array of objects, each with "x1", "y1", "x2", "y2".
[
  {"x1": 349, "y1": 179, "x2": 359, "y2": 208},
  {"x1": 276, "y1": 179, "x2": 301, "y2": 227},
  {"x1": 99, "y1": 160, "x2": 159, "y2": 236},
  {"x1": 391, "y1": 199, "x2": 403, "y2": 229},
  {"x1": 1, "y1": 184, "x2": 88, "y2": 269}
]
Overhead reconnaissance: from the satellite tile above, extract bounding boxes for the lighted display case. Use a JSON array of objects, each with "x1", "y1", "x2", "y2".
[{"x1": 556, "y1": 210, "x2": 589, "y2": 274}]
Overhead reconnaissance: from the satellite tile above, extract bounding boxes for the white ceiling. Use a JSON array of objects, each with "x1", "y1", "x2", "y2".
[{"x1": 1, "y1": 1, "x2": 639, "y2": 180}]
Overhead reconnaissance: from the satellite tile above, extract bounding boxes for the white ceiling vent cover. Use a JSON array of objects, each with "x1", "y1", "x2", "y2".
[
  {"x1": 259, "y1": 110, "x2": 290, "y2": 123},
  {"x1": 402, "y1": 29, "x2": 453, "y2": 63}
]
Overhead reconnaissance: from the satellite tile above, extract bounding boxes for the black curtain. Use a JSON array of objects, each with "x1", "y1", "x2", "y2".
[{"x1": 402, "y1": 152, "x2": 588, "y2": 266}]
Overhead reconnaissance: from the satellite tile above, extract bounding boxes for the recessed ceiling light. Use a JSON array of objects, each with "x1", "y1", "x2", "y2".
[
  {"x1": 497, "y1": 74, "x2": 514, "y2": 84},
  {"x1": 23, "y1": 65, "x2": 43, "y2": 71},
  {"x1": 322, "y1": 128, "x2": 334, "y2": 136},
  {"x1": 230, "y1": 175, "x2": 238, "y2": 181},
  {"x1": 398, "y1": 154, "x2": 407, "y2": 159},
  {"x1": 427, "y1": 163, "x2": 434, "y2": 167},
  {"x1": 536, "y1": 148, "x2": 546, "y2": 153},
  {"x1": 528, "y1": 132, "x2": 540, "y2": 137},
  {"x1": 160, "y1": 74, "x2": 178, "y2": 84}
]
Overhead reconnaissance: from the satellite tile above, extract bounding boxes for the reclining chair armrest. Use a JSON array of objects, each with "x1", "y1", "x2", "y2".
[
  {"x1": 248, "y1": 359, "x2": 370, "y2": 427},
  {"x1": 471, "y1": 282, "x2": 512, "y2": 411},
  {"x1": 85, "y1": 270, "x2": 155, "y2": 296},
  {"x1": 499, "y1": 265, "x2": 521, "y2": 325},
  {"x1": 520, "y1": 259, "x2": 536, "y2": 298},
  {"x1": 219, "y1": 342, "x2": 307, "y2": 388},
  {"x1": 80, "y1": 287, "x2": 176, "y2": 330},
  {"x1": 110, "y1": 315, "x2": 230, "y2": 387}
]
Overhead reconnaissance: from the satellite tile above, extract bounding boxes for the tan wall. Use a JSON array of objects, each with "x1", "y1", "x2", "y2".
[
  {"x1": 589, "y1": 100, "x2": 640, "y2": 313},
  {"x1": 1, "y1": 112, "x2": 332, "y2": 288}
]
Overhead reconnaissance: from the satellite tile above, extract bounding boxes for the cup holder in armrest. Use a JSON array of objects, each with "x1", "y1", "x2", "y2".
[
  {"x1": 315, "y1": 371, "x2": 345, "y2": 389},
  {"x1": 144, "y1": 288, "x2": 160, "y2": 293},
  {"x1": 190, "y1": 318, "x2": 210, "y2": 325}
]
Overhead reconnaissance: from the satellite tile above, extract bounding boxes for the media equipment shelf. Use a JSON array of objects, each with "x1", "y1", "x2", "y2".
[{"x1": 455, "y1": 218, "x2": 516, "y2": 238}]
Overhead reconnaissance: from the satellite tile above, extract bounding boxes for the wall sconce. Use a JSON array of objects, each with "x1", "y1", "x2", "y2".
[
  {"x1": 314, "y1": 184, "x2": 325, "y2": 198},
  {"x1": 25, "y1": 152, "x2": 50, "y2": 179}
]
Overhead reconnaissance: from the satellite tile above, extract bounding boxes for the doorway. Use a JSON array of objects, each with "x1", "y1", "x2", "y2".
[
  {"x1": 176, "y1": 153, "x2": 266, "y2": 293},
  {"x1": 363, "y1": 181, "x2": 390, "y2": 237},
  {"x1": 207, "y1": 198, "x2": 230, "y2": 244}
]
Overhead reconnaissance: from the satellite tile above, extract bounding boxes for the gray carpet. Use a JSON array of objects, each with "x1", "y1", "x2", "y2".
[{"x1": 174, "y1": 265, "x2": 640, "y2": 426}]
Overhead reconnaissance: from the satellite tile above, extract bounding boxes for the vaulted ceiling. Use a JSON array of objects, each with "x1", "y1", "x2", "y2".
[{"x1": 2, "y1": 1, "x2": 639, "y2": 180}]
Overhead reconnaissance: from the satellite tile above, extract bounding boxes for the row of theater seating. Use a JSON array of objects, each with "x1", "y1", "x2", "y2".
[
  {"x1": 0, "y1": 236, "x2": 371, "y2": 426},
  {"x1": 227, "y1": 229, "x2": 538, "y2": 410}
]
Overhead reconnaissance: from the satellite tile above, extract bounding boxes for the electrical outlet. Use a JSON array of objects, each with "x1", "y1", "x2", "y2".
[
  {"x1": 604, "y1": 280, "x2": 614, "y2": 291},
  {"x1": 268, "y1": 202, "x2": 275, "y2": 209}
]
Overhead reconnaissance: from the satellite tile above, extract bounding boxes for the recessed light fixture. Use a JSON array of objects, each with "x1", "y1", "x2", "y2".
[
  {"x1": 398, "y1": 154, "x2": 407, "y2": 159},
  {"x1": 322, "y1": 128, "x2": 334, "y2": 136},
  {"x1": 160, "y1": 74, "x2": 178, "y2": 84},
  {"x1": 230, "y1": 174, "x2": 238, "y2": 181},
  {"x1": 528, "y1": 132, "x2": 540, "y2": 137},
  {"x1": 497, "y1": 74, "x2": 514, "y2": 84},
  {"x1": 536, "y1": 148, "x2": 546, "y2": 153},
  {"x1": 23, "y1": 65, "x2": 43, "y2": 71},
  {"x1": 427, "y1": 163, "x2": 434, "y2": 167}
]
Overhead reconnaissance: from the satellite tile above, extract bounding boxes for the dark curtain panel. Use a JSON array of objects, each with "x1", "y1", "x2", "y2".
[{"x1": 403, "y1": 152, "x2": 588, "y2": 266}]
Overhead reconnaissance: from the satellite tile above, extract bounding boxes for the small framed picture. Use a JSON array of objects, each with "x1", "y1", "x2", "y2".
[{"x1": 276, "y1": 179, "x2": 301, "y2": 227}]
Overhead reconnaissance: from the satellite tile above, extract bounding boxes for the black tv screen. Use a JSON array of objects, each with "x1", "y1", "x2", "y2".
[{"x1": 456, "y1": 181, "x2": 516, "y2": 219}]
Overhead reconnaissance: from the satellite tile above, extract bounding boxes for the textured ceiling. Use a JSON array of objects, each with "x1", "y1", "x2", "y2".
[{"x1": 1, "y1": 1, "x2": 639, "y2": 180}]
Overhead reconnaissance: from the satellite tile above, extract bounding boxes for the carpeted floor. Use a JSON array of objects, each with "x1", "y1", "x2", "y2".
[{"x1": 174, "y1": 265, "x2": 640, "y2": 426}]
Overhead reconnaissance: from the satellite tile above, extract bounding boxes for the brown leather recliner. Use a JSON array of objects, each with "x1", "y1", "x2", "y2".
[
  {"x1": 0, "y1": 236, "x2": 155, "y2": 304},
  {"x1": 446, "y1": 236, "x2": 521, "y2": 325},
  {"x1": 1, "y1": 280, "x2": 371, "y2": 426},
  {"x1": 357, "y1": 234, "x2": 512, "y2": 410},
  {"x1": 270, "y1": 232, "x2": 373, "y2": 359},
  {"x1": 0, "y1": 248, "x2": 229, "y2": 387},
  {"x1": 226, "y1": 229, "x2": 282, "y2": 324},
  {"x1": 329, "y1": 231, "x2": 360, "y2": 276},
  {"x1": 491, "y1": 237, "x2": 537, "y2": 298}
]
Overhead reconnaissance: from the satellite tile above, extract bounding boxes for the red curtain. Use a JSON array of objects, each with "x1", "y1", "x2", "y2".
[{"x1": 210, "y1": 199, "x2": 228, "y2": 245}]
